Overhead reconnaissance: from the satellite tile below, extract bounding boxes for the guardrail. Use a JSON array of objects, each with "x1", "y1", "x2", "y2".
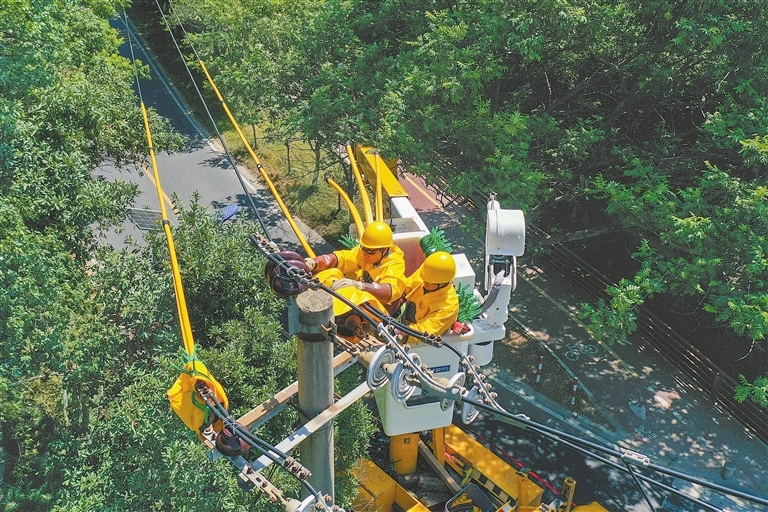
[{"x1": 530, "y1": 225, "x2": 768, "y2": 446}]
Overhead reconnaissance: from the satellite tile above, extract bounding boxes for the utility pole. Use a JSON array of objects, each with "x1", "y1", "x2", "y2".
[{"x1": 293, "y1": 289, "x2": 335, "y2": 502}]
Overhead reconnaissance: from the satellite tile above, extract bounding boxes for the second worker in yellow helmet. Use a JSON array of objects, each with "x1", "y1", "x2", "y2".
[
  {"x1": 398, "y1": 251, "x2": 459, "y2": 342},
  {"x1": 304, "y1": 221, "x2": 407, "y2": 311}
]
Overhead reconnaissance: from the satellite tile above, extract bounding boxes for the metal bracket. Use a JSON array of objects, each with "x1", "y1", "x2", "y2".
[
  {"x1": 239, "y1": 466, "x2": 286, "y2": 504},
  {"x1": 621, "y1": 448, "x2": 650, "y2": 467}
]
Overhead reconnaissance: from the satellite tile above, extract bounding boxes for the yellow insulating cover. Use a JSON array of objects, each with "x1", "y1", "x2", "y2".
[
  {"x1": 353, "y1": 459, "x2": 396, "y2": 512},
  {"x1": 317, "y1": 271, "x2": 385, "y2": 318},
  {"x1": 444, "y1": 425, "x2": 543, "y2": 506},
  {"x1": 573, "y1": 503, "x2": 610, "y2": 512},
  {"x1": 354, "y1": 145, "x2": 408, "y2": 199},
  {"x1": 316, "y1": 268, "x2": 346, "y2": 288},
  {"x1": 352, "y1": 459, "x2": 431, "y2": 512},
  {"x1": 396, "y1": 486, "x2": 430, "y2": 512},
  {"x1": 167, "y1": 359, "x2": 229, "y2": 440}
]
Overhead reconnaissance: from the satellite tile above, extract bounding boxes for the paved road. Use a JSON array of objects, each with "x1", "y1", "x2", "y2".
[{"x1": 98, "y1": 16, "x2": 331, "y2": 255}]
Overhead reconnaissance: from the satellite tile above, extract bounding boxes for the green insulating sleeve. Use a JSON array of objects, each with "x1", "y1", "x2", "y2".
[
  {"x1": 456, "y1": 283, "x2": 482, "y2": 323},
  {"x1": 419, "y1": 227, "x2": 453, "y2": 256}
]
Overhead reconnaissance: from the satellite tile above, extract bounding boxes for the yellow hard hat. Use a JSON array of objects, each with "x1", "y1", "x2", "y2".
[
  {"x1": 360, "y1": 221, "x2": 393, "y2": 249},
  {"x1": 421, "y1": 251, "x2": 456, "y2": 284}
]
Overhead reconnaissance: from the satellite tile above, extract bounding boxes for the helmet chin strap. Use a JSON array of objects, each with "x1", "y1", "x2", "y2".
[{"x1": 423, "y1": 282, "x2": 449, "y2": 294}]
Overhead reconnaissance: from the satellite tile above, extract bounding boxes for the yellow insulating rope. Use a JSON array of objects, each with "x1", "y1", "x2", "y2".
[
  {"x1": 346, "y1": 143, "x2": 373, "y2": 225},
  {"x1": 326, "y1": 177, "x2": 364, "y2": 238},
  {"x1": 198, "y1": 60, "x2": 315, "y2": 257},
  {"x1": 374, "y1": 151, "x2": 383, "y2": 222},
  {"x1": 141, "y1": 102, "x2": 196, "y2": 356}
]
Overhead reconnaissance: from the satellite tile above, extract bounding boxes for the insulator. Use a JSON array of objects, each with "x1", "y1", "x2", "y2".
[
  {"x1": 391, "y1": 362, "x2": 416, "y2": 403},
  {"x1": 214, "y1": 422, "x2": 251, "y2": 457},
  {"x1": 461, "y1": 386, "x2": 480, "y2": 424},
  {"x1": 264, "y1": 250, "x2": 303, "y2": 280},
  {"x1": 268, "y1": 259, "x2": 310, "y2": 298},
  {"x1": 367, "y1": 347, "x2": 395, "y2": 390}
]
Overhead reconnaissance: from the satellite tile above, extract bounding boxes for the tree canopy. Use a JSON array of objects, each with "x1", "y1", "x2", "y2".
[
  {"x1": 1, "y1": 0, "x2": 373, "y2": 509},
  {"x1": 4, "y1": 0, "x2": 768, "y2": 508},
  {"x1": 166, "y1": 0, "x2": 768, "y2": 399}
]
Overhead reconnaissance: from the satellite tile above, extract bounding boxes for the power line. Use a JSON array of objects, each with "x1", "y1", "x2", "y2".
[
  {"x1": 124, "y1": 9, "x2": 768, "y2": 507},
  {"x1": 146, "y1": 2, "x2": 273, "y2": 240},
  {"x1": 260, "y1": 245, "x2": 768, "y2": 510}
]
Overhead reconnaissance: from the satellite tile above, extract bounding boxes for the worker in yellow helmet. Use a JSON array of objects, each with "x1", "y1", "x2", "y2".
[
  {"x1": 398, "y1": 251, "x2": 459, "y2": 342},
  {"x1": 305, "y1": 221, "x2": 407, "y2": 311}
]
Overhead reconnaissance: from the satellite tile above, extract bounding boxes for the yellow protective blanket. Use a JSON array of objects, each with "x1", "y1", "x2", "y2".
[{"x1": 167, "y1": 359, "x2": 229, "y2": 439}]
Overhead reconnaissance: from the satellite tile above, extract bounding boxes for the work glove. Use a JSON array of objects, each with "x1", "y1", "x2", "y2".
[
  {"x1": 331, "y1": 278, "x2": 361, "y2": 291},
  {"x1": 303, "y1": 257, "x2": 316, "y2": 272}
]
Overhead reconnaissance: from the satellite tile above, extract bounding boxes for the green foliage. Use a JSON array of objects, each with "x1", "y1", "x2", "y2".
[
  {"x1": 0, "y1": 0, "x2": 183, "y2": 260},
  {"x1": 152, "y1": 194, "x2": 285, "y2": 342},
  {"x1": 2, "y1": 0, "x2": 377, "y2": 508},
  {"x1": 333, "y1": 367, "x2": 376, "y2": 508},
  {"x1": 593, "y1": 162, "x2": 768, "y2": 345},
  {"x1": 2, "y1": 185, "x2": 381, "y2": 507},
  {"x1": 740, "y1": 135, "x2": 768, "y2": 171},
  {"x1": 0, "y1": 200, "x2": 75, "y2": 379},
  {"x1": 735, "y1": 374, "x2": 768, "y2": 407},
  {"x1": 51, "y1": 371, "x2": 259, "y2": 511},
  {"x1": 0, "y1": 0, "x2": 187, "y2": 499},
  {"x1": 167, "y1": 0, "x2": 767, "y2": 221},
  {"x1": 579, "y1": 262, "x2": 665, "y2": 346}
]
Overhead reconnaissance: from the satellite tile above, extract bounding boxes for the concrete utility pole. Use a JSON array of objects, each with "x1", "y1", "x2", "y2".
[{"x1": 293, "y1": 289, "x2": 335, "y2": 502}]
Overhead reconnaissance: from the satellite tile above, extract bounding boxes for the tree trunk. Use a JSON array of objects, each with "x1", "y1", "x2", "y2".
[
  {"x1": 314, "y1": 143, "x2": 321, "y2": 186},
  {"x1": 286, "y1": 139, "x2": 292, "y2": 174}
]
